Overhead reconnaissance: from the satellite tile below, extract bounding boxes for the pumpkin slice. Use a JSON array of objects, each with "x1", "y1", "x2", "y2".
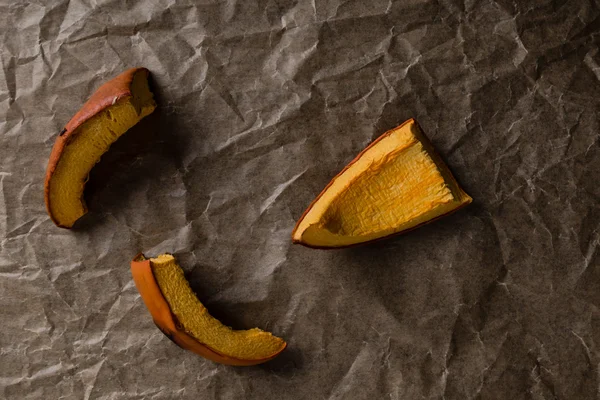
[
  {"x1": 292, "y1": 119, "x2": 472, "y2": 248},
  {"x1": 45, "y1": 67, "x2": 156, "y2": 228},
  {"x1": 131, "y1": 254, "x2": 286, "y2": 366}
]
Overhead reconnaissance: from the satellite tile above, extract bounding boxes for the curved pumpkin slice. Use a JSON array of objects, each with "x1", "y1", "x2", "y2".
[
  {"x1": 45, "y1": 67, "x2": 156, "y2": 228},
  {"x1": 292, "y1": 119, "x2": 472, "y2": 248},
  {"x1": 131, "y1": 254, "x2": 286, "y2": 366}
]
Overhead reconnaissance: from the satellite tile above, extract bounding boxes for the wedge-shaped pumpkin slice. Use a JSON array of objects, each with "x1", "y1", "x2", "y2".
[
  {"x1": 45, "y1": 67, "x2": 156, "y2": 228},
  {"x1": 131, "y1": 254, "x2": 286, "y2": 366},
  {"x1": 292, "y1": 118, "x2": 472, "y2": 248}
]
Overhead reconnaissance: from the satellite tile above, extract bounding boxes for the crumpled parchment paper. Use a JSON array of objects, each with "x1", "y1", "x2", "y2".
[{"x1": 2, "y1": 0, "x2": 600, "y2": 398}]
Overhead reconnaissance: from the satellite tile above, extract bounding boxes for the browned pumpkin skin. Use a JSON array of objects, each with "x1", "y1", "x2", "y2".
[
  {"x1": 130, "y1": 255, "x2": 286, "y2": 366},
  {"x1": 291, "y1": 118, "x2": 472, "y2": 249},
  {"x1": 44, "y1": 67, "x2": 150, "y2": 228}
]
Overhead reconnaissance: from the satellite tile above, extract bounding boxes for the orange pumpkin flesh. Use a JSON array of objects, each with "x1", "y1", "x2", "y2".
[
  {"x1": 292, "y1": 119, "x2": 472, "y2": 248},
  {"x1": 131, "y1": 254, "x2": 286, "y2": 366},
  {"x1": 45, "y1": 68, "x2": 156, "y2": 228}
]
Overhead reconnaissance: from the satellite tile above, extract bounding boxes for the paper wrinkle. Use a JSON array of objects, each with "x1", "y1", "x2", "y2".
[
  {"x1": 326, "y1": 341, "x2": 381, "y2": 400},
  {"x1": 77, "y1": 360, "x2": 104, "y2": 400},
  {"x1": 260, "y1": 170, "x2": 306, "y2": 214}
]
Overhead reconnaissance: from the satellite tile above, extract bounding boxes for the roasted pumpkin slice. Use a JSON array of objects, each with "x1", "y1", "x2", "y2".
[
  {"x1": 131, "y1": 254, "x2": 286, "y2": 366},
  {"x1": 45, "y1": 67, "x2": 156, "y2": 228},
  {"x1": 292, "y1": 119, "x2": 472, "y2": 248}
]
